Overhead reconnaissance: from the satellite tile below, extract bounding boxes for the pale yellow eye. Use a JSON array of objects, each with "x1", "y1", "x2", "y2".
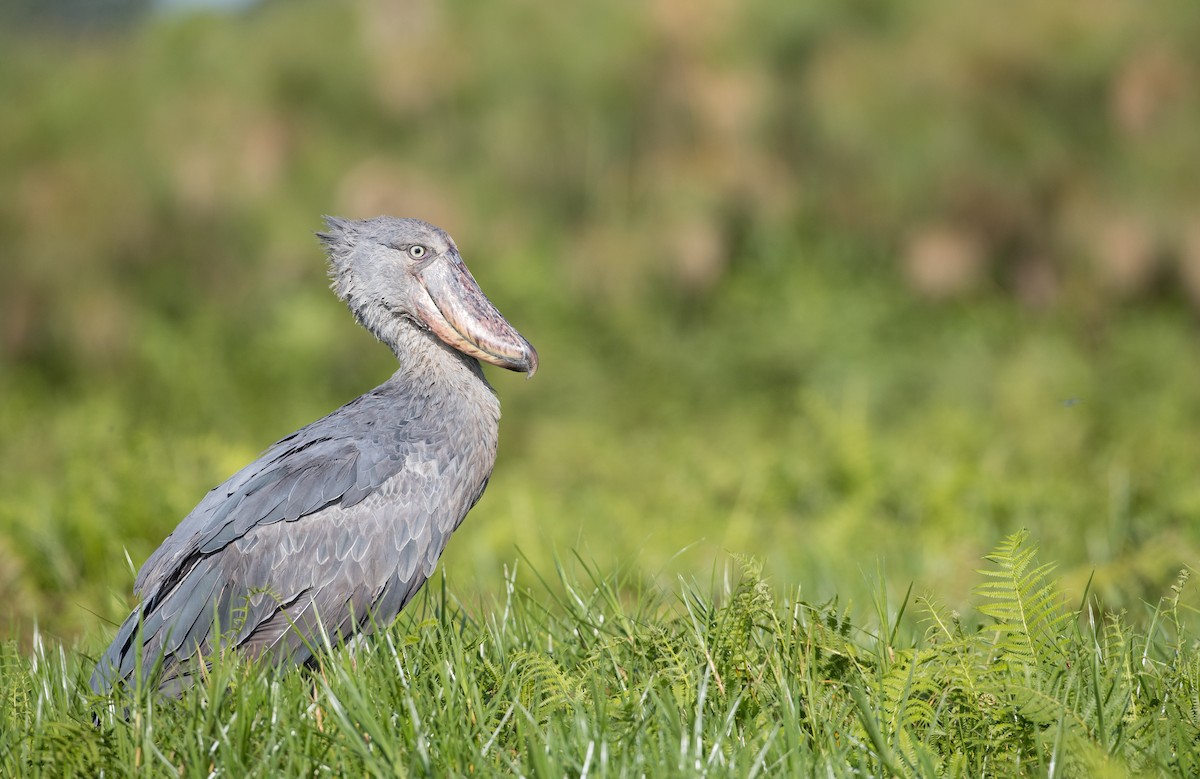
[{"x1": 408, "y1": 245, "x2": 427, "y2": 260}]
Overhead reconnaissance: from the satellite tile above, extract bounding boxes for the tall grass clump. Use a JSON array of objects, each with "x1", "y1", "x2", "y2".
[{"x1": 2, "y1": 532, "x2": 1197, "y2": 776}]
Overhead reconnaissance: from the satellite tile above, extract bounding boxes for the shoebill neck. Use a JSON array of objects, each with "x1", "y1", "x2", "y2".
[
  {"x1": 347, "y1": 296, "x2": 479, "y2": 378},
  {"x1": 387, "y1": 319, "x2": 491, "y2": 388}
]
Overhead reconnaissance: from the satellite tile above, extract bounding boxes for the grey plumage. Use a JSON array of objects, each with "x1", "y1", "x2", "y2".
[{"x1": 92, "y1": 216, "x2": 537, "y2": 694}]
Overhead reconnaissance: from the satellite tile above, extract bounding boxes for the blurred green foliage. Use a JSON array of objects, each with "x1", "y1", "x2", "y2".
[{"x1": 1, "y1": 0, "x2": 1199, "y2": 650}]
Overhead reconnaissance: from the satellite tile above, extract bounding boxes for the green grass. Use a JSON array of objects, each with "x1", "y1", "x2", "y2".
[{"x1": 3, "y1": 533, "x2": 1198, "y2": 776}]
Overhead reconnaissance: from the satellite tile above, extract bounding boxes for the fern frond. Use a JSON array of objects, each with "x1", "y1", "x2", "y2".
[
  {"x1": 508, "y1": 649, "x2": 586, "y2": 720},
  {"x1": 877, "y1": 648, "x2": 940, "y2": 732},
  {"x1": 918, "y1": 595, "x2": 962, "y2": 644},
  {"x1": 974, "y1": 530, "x2": 1071, "y2": 670}
]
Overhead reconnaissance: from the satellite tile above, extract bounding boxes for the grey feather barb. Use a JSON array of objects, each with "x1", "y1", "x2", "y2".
[{"x1": 91, "y1": 216, "x2": 538, "y2": 695}]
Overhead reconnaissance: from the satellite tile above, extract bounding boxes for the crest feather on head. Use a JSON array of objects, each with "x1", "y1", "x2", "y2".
[
  {"x1": 317, "y1": 215, "x2": 355, "y2": 247},
  {"x1": 317, "y1": 215, "x2": 359, "y2": 273},
  {"x1": 317, "y1": 216, "x2": 364, "y2": 306}
]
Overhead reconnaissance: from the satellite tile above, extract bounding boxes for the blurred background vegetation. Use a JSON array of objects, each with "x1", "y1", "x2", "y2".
[{"x1": 2, "y1": 0, "x2": 1199, "y2": 648}]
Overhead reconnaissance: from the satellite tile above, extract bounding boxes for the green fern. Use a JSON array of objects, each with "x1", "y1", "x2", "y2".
[
  {"x1": 712, "y1": 555, "x2": 776, "y2": 688},
  {"x1": 878, "y1": 649, "x2": 939, "y2": 730},
  {"x1": 508, "y1": 649, "x2": 587, "y2": 722},
  {"x1": 974, "y1": 529, "x2": 1072, "y2": 670}
]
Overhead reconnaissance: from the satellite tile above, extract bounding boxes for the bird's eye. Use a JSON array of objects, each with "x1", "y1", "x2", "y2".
[{"x1": 408, "y1": 245, "x2": 427, "y2": 260}]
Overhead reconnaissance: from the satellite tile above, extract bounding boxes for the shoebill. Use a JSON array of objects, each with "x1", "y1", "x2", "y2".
[{"x1": 91, "y1": 216, "x2": 537, "y2": 695}]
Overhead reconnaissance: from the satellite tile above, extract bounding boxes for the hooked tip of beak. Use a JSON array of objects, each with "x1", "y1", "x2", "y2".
[
  {"x1": 523, "y1": 346, "x2": 539, "y2": 379},
  {"x1": 476, "y1": 334, "x2": 537, "y2": 377}
]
